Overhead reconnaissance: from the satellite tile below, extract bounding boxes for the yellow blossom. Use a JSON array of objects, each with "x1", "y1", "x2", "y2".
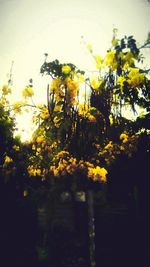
[
  {"x1": 105, "y1": 141, "x2": 113, "y2": 151},
  {"x1": 32, "y1": 144, "x2": 36, "y2": 150},
  {"x1": 62, "y1": 65, "x2": 71, "y2": 74},
  {"x1": 50, "y1": 78, "x2": 61, "y2": 91},
  {"x1": 4, "y1": 155, "x2": 13, "y2": 164},
  {"x1": 13, "y1": 145, "x2": 20, "y2": 151},
  {"x1": 88, "y1": 165, "x2": 107, "y2": 182},
  {"x1": 37, "y1": 147, "x2": 41, "y2": 153},
  {"x1": 98, "y1": 167, "x2": 108, "y2": 182},
  {"x1": 76, "y1": 73, "x2": 84, "y2": 83},
  {"x1": 104, "y1": 50, "x2": 117, "y2": 69},
  {"x1": 2, "y1": 85, "x2": 11, "y2": 95},
  {"x1": 40, "y1": 107, "x2": 50, "y2": 120},
  {"x1": 88, "y1": 115, "x2": 96, "y2": 122},
  {"x1": 90, "y1": 77, "x2": 103, "y2": 90},
  {"x1": 56, "y1": 151, "x2": 69, "y2": 159},
  {"x1": 36, "y1": 135, "x2": 45, "y2": 143},
  {"x1": 53, "y1": 168, "x2": 59, "y2": 177},
  {"x1": 22, "y1": 86, "x2": 34, "y2": 98},
  {"x1": 118, "y1": 76, "x2": 126, "y2": 89},
  {"x1": 50, "y1": 78, "x2": 64, "y2": 102},
  {"x1": 53, "y1": 116, "x2": 61, "y2": 128},
  {"x1": 27, "y1": 165, "x2": 41, "y2": 176},
  {"x1": 128, "y1": 68, "x2": 145, "y2": 87},
  {"x1": 13, "y1": 101, "x2": 26, "y2": 114},
  {"x1": 78, "y1": 104, "x2": 89, "y2": 116},
  {"x1": 124, "y1": 52, "x2": 134, "y2": 66},
  {"x1": 94, "y1": 54, "x2": 103, "y2": 69},
  {"x1": 120, "y1": 132, "x2": 128, "y2": 143},
  {"x1": 66, "y1": 78, "x2": 79, "y2": 91}
]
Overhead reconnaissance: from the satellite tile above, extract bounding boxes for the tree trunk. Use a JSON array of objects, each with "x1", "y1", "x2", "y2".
[{"x1": 86, "y1": 190, "x2": 96, "y2": 267}]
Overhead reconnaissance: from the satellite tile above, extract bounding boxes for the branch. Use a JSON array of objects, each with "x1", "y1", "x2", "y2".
[{"x1": 139, "y1": 41, "x2": 150, "y2": 50}]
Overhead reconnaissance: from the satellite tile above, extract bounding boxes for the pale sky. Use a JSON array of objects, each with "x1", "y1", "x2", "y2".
[{"x1": 0, "y1": 0, "x2": 150, "y2": 140}]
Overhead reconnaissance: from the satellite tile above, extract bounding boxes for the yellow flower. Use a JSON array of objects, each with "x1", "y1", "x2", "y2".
[
  {"x1": 99, "y1": 167, "x2": 108, "y2": 182},
  {"x1": 27, "y1": 165, "x2": 41, "y2": 176},
  {"x1": 4, "y1": 155, "x2": 13, "y2": 164},
  {"x1": 118, "y1": 76, "x2": 126, "y2": 89},
  {"x1": 124, "y1": 52, "x2": 134, "y2": 65},
  {"x1": 32, "y1": 144, "x2": 36, "y2": 150},
  {"x1": 76, "y1": 73, "x2": 84, "y2": 83},
  {"x1": 62, "y1": 65, "x2": 71, "y2": 74},
  {"x1": 2, "y1": 85, "x2": 11, "y2": 95},
  {"x1": 94, "y1": 54, "x2": 103, "y2": 69},
  {"x1": 65, "y1": 78, "x2": 79, "y2": 105},
  {"x1": 36, "y1": 135, "x2": 45, "y2": 143},
  {"x1": 104, "y1": 50, "x2": 117, "y2": 70},
  {"x1": 53, "y1": 168, "x2": 59, "y2": 177},
  {"x1": 105, "y1": 141, "x2": 113, "y2": 151},
  {"x1": 22, "y1": 86, "x2": 34, "y2": 98},
  {"x1": 13, "y1": 145, "x2": 20, "y2": 151},
  {"x1": 88, "y1": 115, "x2": 96, "y2": 122},
  {"x1": 13, "y1": 101, "x2": 26, "y2": 114},
  {"x1": 88, "y1": 165, "x2": 107, "y2": 182},
  {"x1": 78, "y1": 104, "x2": 89, "y2": 116},
  {"x1": 40, "y1": 107, "x2": 50, "y2": 120},
  {"x1": 128, "y1": 68, "x2": 145, "y2": 87},
  {"x1": 50, "y1": 78, "x2": 61, "y2": 91},
  {"x1": 56, "y1": 151, "x2": 70, "y2": 159},
  {"x1": 37, "y1": 147, "x2": 41, "y2": 153},
  {"x1": 120, "y1": 132, "x2": 128, "y2": 143},
  {"x1": 53, "y1": 116, "x2": 61, "y2": 128},
  {"x1": 36, "y1": 169, "x2": 41, "y2": 176},
  {"x1": 90, "y1": 77, "x2": 103, "y2": 90},
  {"x1": 66, "y1": 78, "x2": 79, "y2": 91}
]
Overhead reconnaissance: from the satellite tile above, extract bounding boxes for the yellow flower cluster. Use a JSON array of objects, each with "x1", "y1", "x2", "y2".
[
  {"x1": 22, "y1": 86, "x2": 34, "y2": 98},
  {"x1": 4, "y1": 155, "x2": 13, "y2": 164},
  {"x1": 117, "y1": 51, "x2": 135, "y2": 69},
  {"x1": 120, "y1": 132, "x2": 128, "y2": 143},
  {"x1": 36, "y1": 135, "x2": 45, "y2": 143},
  {"x1": 90, "y1": 77, "x2": 103, "y2": 90},
  {"x1": 40, "y1": 106, "x2": 50, "y2": 120},
  {"x1": 62, "y1": 65, "x2": 71, "y2": 75},
  {"x1": 78, "y1": 106, "x2": 98, "y2": 123},
  {"x1": 65, "y1": 78, "x2": 79, "y2": 105},
  {"x1": 13, "y1": 145, "x2": 20, "y2": 151},
  {"x1": 94, "y1": 54, "x2": 103, "y2": 69},
  {"x1": 128, "y1": 68, "x2": 145, "y2": 88},
  {"x1": 50, "y1": 151, "x2": 78, "y2": 177},
  {"x1": 88, "y1": 166, "x2": 107, "y2": 182},
  {"x1": 50, "y1": 151, "x2": 107, "y2": 183},
  {"x1": 28, "y1": 140, "x2": 59, "y2": 178},
  {"x1": 53, "y1": 116, "x2": 61, "y2": 128},
  {"x1": 50, "y1": 76, "x2": 79, "y2": 106},
  {"x1": 13, "y1": 100, "x2": 27, "y2": 114},
  {"x1": 99, "y1": 133, "x2": 139, "y2": 165},
  {"x1": 99, "y1": 141, "x2": 117, "y2": 165},
  {"x1": 78, "y1": 104, "x2": 89, "y2": 116},
  {"x1": 117, "y1": 76, "x2": 126, "y2": 89},
  {"x1": 2, "y1": 85, "x2": 11, "y2": 95},
  {"x1": 56, "y1": 150, "x2": 70, "y2": 160},
  {"x1": 104, "y1": 50, "x2": 117, "y2": 70},
  {"x1": 27, "y1": 165, "x2": 41, "y2": 176}
]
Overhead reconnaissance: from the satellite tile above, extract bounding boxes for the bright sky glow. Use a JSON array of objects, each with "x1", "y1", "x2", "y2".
[{"x1": 0, "y1": 0, "x2": 150, "y2": 141}]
